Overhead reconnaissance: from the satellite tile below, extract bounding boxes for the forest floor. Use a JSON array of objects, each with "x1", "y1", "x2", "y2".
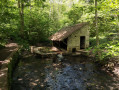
[{"x1": 0, "y1": 42, "x2": 18, "y2": 68}]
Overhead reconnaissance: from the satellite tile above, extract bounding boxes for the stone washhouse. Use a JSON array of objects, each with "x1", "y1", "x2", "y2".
[{"x1": 49, "y1": 23, "x2": 89, "y2": 52}]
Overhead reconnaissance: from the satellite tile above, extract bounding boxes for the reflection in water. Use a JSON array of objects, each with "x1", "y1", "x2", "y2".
[{"x1": 12, "y1": 56, "x2": 119, "y2": 90}]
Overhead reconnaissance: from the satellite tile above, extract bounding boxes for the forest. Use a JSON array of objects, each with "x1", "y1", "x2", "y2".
[
  {"x1": 0, "y1": 0, "x2": 119, "y2": 89},
  {"x1": 1, "y1": 0, "x2": 119, "y2": 60}
]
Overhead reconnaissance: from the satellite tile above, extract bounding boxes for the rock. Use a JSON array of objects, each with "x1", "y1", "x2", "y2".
[
  {"x1": 57, "y1": 54, "x2": 64, "y2": 62},
  {"x1": 50, "y1": 47, "x2": 59, "y2": 52}
]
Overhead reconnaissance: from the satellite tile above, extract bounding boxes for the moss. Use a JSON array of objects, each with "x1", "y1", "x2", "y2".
[{"x1": 8, "y1": 51, "x2": 21, "y2": 90}]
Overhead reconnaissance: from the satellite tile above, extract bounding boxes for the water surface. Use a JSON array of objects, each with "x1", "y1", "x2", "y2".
[{"x1": 12, "y1": 55, "x2": 119, "y2": 90}]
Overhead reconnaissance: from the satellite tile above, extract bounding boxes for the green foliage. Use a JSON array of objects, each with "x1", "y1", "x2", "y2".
[
  {"x1": 0, "y1": 0, "x2": 119, "y2": 63},
  {"x1": 24, "y1": 8, "x2": 51, "y2": 44},
  {"x1": 89, "y1": 37, "x2": 119, "y2": 61},
  {"x1": 68, "y1": 5, "x2": 83, "y2": 24}
]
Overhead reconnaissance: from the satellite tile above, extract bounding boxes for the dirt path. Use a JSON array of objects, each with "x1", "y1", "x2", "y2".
[
  {"x1": 0, "y1": 43, "x2": 18, "y2": 67},
  {"x1": 0, "y1": 43, "x2": 18, "y2": 61}
]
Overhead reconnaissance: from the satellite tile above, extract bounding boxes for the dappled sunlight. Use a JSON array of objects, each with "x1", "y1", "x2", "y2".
[
  {"x1": 51, "y1": 30, "x2": 68, "y2": 41},
  {"x1": 113, "y1": 66, "x2": 119, "y2": 76},
  {"x1": 0, "y1": 73, "x2": 5, "y2": 77},
  {"x1": 0, "y1": 43, "x2": 18, "y2": 61},
  {"x1": 0, "y1": 67, "x2": 8, "y2": 72},
  {"x1": 50, "y1": 47, "x2": 60, "y2": 52},
  {"x1": 0, "y1": 0, "x2": 119, "y2": 89},
  {"x1": 12, "y1": 56, "x2": 119, "y2": 89},
  {"x1": 30, "y1": 82, "x2": 37, "y2": 86}
]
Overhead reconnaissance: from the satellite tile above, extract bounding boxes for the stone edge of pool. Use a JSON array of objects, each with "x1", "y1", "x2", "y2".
[{"x1": 0, "y1": 46, "x2": 19, "y2": 90}]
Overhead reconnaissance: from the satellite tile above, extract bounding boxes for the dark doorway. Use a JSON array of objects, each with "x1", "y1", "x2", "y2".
[
  {"x1": 53, "y1": 38, "x2": 68, "y2": 50},
  {"x1": 72, "y1": 48, "x2": 76, "y2": 52},
  {"x1": 80, "y1": 36, "x2": 85, "y2": 49}
]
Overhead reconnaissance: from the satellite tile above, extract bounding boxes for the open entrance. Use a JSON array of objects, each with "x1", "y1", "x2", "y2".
[
  {"x1": 53, "y1": 38, "x2": 68, "y2": 50},
  {"x1": 80, "y1": 36, "x2": 85, "y2": 49},
  {"x1": 72, "y1": 48, "x2": 76, "y2": 52}
]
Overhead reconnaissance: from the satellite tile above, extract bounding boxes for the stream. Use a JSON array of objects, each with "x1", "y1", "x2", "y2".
[{"x1": 12, "y1": 55, "x2": 119, "y2": 90}]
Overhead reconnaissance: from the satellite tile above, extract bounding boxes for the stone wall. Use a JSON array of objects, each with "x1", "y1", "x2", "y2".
[
  {"x1": 8, "y1": 51, "x2": 20, "y2": 90},
  {"x1": 0, "y1": 48, "x2": 19, "y2": 90},
  {"x1": 67, "y1": 25, "x2": 89, "y2": 52}
]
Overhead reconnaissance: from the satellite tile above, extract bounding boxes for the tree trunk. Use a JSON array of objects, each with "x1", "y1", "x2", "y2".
[
  {"x1": 95, "y1": 0, "x2": 100, "y2": 60},
  {"x1": 58, "y1": 0, "x2": 60, "y2": 18},
  {"x1": 95, "y1": 0, "x2": 99, "y2": 46},
  {"x1": 116, "y1": 15, "x2": 119, "y2": 39},
  {"x1": 18, "y1": 0, "x2": 24, "y2": 38},
  {"x1": 49, "y1": 0, "x2": 51, "y2": 17}
]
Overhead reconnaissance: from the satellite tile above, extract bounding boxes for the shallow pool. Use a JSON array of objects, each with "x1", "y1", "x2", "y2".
[{"x1": 12, "y1": 55, "x2": 119, "y2": 90}]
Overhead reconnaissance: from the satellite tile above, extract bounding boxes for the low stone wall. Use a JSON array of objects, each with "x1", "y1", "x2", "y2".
[
  {"x1": 0, "y1": 48, "x2": 19, "y2": 90},
  {"x1": 8, "y1": 51, "x2": 21, "y2": 90}
]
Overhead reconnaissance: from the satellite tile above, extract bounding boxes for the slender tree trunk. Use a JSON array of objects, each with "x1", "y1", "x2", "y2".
[
  {"x1": 18, "y1": 0, "x2": 24, "y2": 38},
  {"x1": 95, "y1": 0, "x2": 99, "y2": 47},
  {"x1": 53, "y1": 0, "x2": 55, "y2": 13},
  {"x1": 58, "y1": 0, "x2": 60, "y2": 18},
  {"x1": 49, "y1": 0, "x2": 51, "y2": 17},
  {"x1": 95, "y1": 0, "x2": 100, "y2": 60},
  {"x1": 21, "y1": 1, "x2": 24, "y2": 34},
  {"x1": 29, "y1": 0, "x2": 31, "y2": 38},
  {"x1": 116, "y1": 15, "x2": 119, "y2": 39}
]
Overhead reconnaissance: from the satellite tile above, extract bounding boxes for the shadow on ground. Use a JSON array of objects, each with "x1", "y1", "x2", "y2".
[{"x1": 12, "y1": 56, "x2": 119, "y2": 90}]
